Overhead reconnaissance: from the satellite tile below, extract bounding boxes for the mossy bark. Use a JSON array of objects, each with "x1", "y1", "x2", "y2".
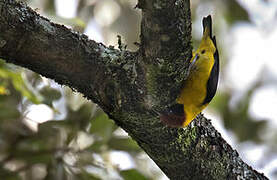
[{"x1": 0, "y1": 0, "x2": 268, "y2": 179}]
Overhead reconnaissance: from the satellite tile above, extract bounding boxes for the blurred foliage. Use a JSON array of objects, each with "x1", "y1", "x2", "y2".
[
  {"x1": 120, "y1": 169, "x2": 149, "y2": 180},
  {"x1": 222, "y1": 0, "x2": 249, "y2": 24},
  {"x1": 192, "y1": 0, "x2": 249, "y2": 25},
  {"x1": 0, "y1": 57, "x2": 155, "y2": 179},
  {"x1": 0, "y1": 60, "x2": 41, "y2": 104},
  {"x1": 1, "y1": 0, "x2": 277, "y2": 179},
  {"x1": 213, "y1": 89, "x2": 267, "y2": 143}
]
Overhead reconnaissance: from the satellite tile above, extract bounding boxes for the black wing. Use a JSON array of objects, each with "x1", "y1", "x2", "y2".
[{"x1": 202, "y1": 36, "x2": 219, "y2": 105}]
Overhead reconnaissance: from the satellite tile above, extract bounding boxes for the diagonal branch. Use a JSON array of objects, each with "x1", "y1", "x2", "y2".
[
  {"x1": 0, "y1": 0, "x2": 138, "y2": 112},
  {"x1": 0, "y1": 0, "x2": 269, "y2": 179}
]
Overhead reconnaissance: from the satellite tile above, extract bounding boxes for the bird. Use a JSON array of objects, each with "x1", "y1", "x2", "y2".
[{"x1": 160, "y1": 15, "x2": 219, "y2": 127}]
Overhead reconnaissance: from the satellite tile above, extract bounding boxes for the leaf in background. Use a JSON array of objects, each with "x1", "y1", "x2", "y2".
[
  {"x1": 66, "y1": 103, "x2": 94, "y2": 130},
  {"x1": 120, "y1": 169, "x2": 149, "y2": 180},
  {"x1": 38, "y1": 120, "x2": 67, "y2": 135},
  {"x1": 209, "y1": 92, "x2": 230, "y2": 113},
  {"x1": 76, "y1": 170, "x2": 102, "y2": 180},
  {"x1": 224, "y1": 0, "x2": 249, "y2": 24},
  {"x1": 45, "y1": 161, "x2": 66, "y2": 180},
  {"x1": 0, "y1": 167, "x2": 21, "y2": 180},
  {"x1": 10, "y1": 72, "x2": 41, "y2": 104},
  {"x1": 40, "y1": 86, "x2": 62, "y2": 107},
  {"x1": 0, "y1": 68, "x2": 41, "y2": 104},
  {"x1": 108, "y1": 137, "x2": 141, "y2": 152},
  {"x1": 87, "y1": 141, "x2": 104, "y2": 153},
  {"x1": 0, "y1": 67, "x2": 9, "y2": 78},
  {"x1": 90, "y1": 112, "x2": 117, "y2": 143},
  {"x1": 216, "y1": 83, "x2": 267, "y2": 143},
  {"x1": 12, "y1": 150, "x2": 53, "y2": 164},
  {"x1": 0, "y1": 106, "x2": 20, "y2": 120},
  {"x1": 0, "y1": 85, "x2": 9, "y2": 95},
  {"x1": 44, "y1": 0, "x2": 55, "y2": 13}
]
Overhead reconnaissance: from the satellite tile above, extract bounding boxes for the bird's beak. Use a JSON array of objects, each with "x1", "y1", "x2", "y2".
[
  {"x1": 190, "y1": 53, "x2": 199, "y2": 67},
  {"x1": 188, "y1": 53, "x2": 199, "y2": 73}
]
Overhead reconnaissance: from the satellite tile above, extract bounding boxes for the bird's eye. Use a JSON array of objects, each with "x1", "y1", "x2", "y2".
[{"x1": 201, "y1": 50, "x2": 206, "y2": 54}]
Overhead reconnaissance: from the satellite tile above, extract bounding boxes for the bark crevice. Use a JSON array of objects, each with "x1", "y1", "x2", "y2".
[{"x1": 0, "y1": 0, "x2": 268, "y2": 179}]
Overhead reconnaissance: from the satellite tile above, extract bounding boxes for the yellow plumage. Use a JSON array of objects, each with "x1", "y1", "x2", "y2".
[{"x1": 160, "y1": 15, "x2": 219, "y2": 127}]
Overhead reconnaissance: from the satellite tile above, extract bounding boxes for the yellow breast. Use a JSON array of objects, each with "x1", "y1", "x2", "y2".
[{"x1": 177, "y1": 48, "x2": 215, "y2": 126}]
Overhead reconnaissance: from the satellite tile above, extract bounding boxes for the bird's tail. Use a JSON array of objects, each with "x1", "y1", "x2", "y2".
[{"x1": 202, "y1": 15, "x2": 212, "y2": 38}]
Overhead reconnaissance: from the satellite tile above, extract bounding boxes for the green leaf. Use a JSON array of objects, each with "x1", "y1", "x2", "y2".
[
  {"x1": 40, "y1": 86, "x2": 61, "y2": 101},
  {"x1": 10, "y1": 72, "x2": 41, "y2": 104},
  {"x1": 76, "y1": 170, "x2": 102, "y2": 180},
  {"x1": 40, "y1": 86, "x2": 62, "y2": 106},
  {"x1": 0, "y1": 68, "x2": 9, "y2": 78},
  {"x1": 0, "y1": 106, "x2": 20, "y2": 119},
  {"x1": 108, "y1": 137, "x2": 141, "y2": 152},
  {"x1": 66, "y1": 103, "x2": 94, "y2": 130},
  {"x1": 13, "y1": 150, "x2": 53, "y2": 164},
  {"x1": 0, "y1": 66, "x2": 41, "y2": 104},
  {"x1": 0, "y1": 167, "x2": 21, "y2": 180},
  {"x1": 87, "y1": 141, "x2": 104, "y2": 153},
  {"x1": 90, "y1": 112, "x2": 117, "y2": 142},
  {"x1": 224, "y1": 0, "x2": 249, "y2": 24},
  {"x1": 120, "y1": 169, "x2": 149, "y2": 180}
]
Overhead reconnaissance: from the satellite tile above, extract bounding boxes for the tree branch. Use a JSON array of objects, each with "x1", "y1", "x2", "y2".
[
  {"x1": 0, "y1": 0, "x2": 137, "y2": 112},
  {"x1": 138, "y1": 0, "x2": 192, "y2": 107},
  {"x1": 0, "y1": 0, "x2": 268, "y2": 179}
]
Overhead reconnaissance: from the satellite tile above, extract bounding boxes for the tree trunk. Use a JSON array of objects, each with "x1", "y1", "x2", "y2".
[{"x1": 0, "y1": 0, "x2": 268, "y2": 179}]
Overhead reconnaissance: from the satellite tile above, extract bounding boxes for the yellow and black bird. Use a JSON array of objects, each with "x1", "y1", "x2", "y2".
[{"x1": 160, "y1": 15, "x2": 219, "y2": 127}]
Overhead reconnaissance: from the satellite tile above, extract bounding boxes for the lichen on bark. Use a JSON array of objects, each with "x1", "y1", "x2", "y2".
[{"x1": 0, "y1": 0, "x2": 269, "y2": 179}]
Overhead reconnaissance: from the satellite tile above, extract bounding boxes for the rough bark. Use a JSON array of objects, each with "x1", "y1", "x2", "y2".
[{"x1": 0, "y1": 0, "x2": 268, "y2": 179}]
